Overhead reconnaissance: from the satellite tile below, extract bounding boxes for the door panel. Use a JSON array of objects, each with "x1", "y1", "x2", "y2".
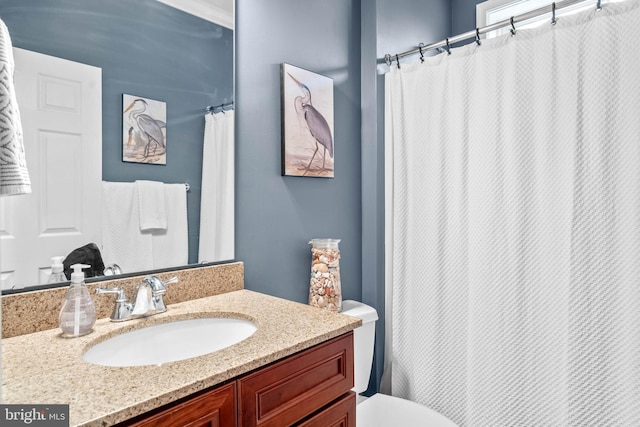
[{"x1": 0, "y1": 48, "x2": 102, "y2": 289}]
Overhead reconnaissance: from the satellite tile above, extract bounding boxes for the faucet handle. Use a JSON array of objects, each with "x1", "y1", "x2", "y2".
[
  {"x1": 141, "y1": 276, "x2": 177, "y2": 313},
  {"x1": 143, "y1": 276, "x2": 178, "y2": 294},
  {"x1": 95, "y1": 287, "x2": 133, "y2": 322},
  {"x1": 163, "y1": 276, "x2": 179, "y2": 286},
  {"x1": 95, "y1": 287, "x2": 127, "y2": 302}
]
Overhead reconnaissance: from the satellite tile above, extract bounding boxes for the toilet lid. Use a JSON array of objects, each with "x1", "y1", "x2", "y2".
[{"x1": 357, "y1": 394, "x2": 459, "y2": 427}]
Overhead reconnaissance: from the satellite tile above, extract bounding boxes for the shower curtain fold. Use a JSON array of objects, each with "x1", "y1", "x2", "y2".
[
  {"x1": 199, "y1": 110, "x2": 234, "y2": 263},
  {"x1": 385, "y1": 2, "x2": 640, "y2": 426}
]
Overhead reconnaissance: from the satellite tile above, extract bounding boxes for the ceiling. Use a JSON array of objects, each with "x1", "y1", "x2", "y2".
[{"x1": 155, "y1": 0, "x2": 234, "y2": 29}]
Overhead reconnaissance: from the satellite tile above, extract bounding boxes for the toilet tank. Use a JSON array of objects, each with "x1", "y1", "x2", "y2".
[{"x1": 341, "y1": 300, "x2": 379, "y2": 394}]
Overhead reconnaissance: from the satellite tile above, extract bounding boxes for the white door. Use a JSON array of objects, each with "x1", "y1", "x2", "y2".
[{"x1": 0, "y1": 48, "x2": 102, "y2": 289}]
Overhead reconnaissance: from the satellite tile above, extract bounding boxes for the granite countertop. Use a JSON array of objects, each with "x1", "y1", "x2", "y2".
[{"x1": 1, "y1": 289, "x2": 361, "y2": 426}]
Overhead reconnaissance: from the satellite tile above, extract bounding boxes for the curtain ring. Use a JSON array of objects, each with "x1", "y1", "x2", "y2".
[
  {"x1": 384, "y1": 53, "x2": 392, "y2": 66},
  {"x1": 396, "y1": 54, "x2": 401, "y2": 69},
  {"x1": 419, "y1": 43, "x2": 425, "y2": 63},
  {"x1": 445, "y1": 38, "x2": 451, "y2": 55},
  {"x1": 475, "y1": 28, "x2": 481, "y2": 46},
  {"x1": 551, "y1": 2, "x2": 557, "y2": 25},
  {"x1": 596, "y1": 0, "x2": 602, "y2": 11},
  {"x1": 510, "y1": 16, "x2": 516, "y2": 36}
]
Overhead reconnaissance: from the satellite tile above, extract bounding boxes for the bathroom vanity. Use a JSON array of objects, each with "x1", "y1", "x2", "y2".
[
  {"x1": 122, "y1": 333, "x2": 355, "y2": 427},
  {"x1": 1, "y1": 283, "x2": 361, "y2": 426}
]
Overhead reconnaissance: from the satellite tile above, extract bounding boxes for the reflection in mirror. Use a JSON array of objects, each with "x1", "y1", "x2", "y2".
[{"x1": 0, "y1": 0, "x2": 234, "y2": 292}]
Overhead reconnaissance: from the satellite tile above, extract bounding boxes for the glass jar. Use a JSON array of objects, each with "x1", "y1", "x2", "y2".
[{"x1": 308, "y1": 238, "x2": 342, "y2": 312}]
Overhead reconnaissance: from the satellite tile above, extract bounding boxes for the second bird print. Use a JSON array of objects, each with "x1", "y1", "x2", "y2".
[
  {"x1": 281, "y1": 63, "x2": 334, "y2": 178},
  {"x1": 123, "y1": 94, "x2": 167, "y2": 165}
]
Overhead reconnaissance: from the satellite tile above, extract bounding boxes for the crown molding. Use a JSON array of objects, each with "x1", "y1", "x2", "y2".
[{"x1": 155, "y1": 0, "x2": 234, "y2": 29}]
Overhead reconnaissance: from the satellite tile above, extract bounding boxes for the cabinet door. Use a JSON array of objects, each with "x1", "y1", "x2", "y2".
[
  {"x1": 238, "y1": 332, "x2": 354, "y2": 427},
  {"x1": 122, "y1": 382, "x2": 236, "y2": 427},
  {"x1": 296, "y1": 392, "x2": 356, "y2": 427}
]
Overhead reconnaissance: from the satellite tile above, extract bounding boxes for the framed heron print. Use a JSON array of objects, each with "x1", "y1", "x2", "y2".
[
  {"x1": 122, "y1": 94, "x2": 167, "y2": 165},
  {"x1": 281, "y1": 63, "x2": 334, "y2": 177}
]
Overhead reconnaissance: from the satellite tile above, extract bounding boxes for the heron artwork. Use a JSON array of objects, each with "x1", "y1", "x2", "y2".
[
  {"x1": 282, "y1": 64, "x2": 334, "y2": 177},
  {"x1": 122, "y1": 95, "x2": 167, "y2": 164}
]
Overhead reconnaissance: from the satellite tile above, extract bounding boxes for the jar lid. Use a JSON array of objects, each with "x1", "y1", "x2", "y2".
[{"x1": 309, "y1": 238, "x2": 341, "y2": 249}]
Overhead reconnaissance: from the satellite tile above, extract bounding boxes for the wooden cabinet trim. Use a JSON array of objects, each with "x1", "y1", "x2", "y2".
[
  {"x1": 256, "y1": 350, "x2": 347, "y2": 415},
  {"x1": 296, "y1": 392, "x2": 356, "y2": 427},
  {"x1": 238, "y1": 332, "x2": 354, "y2": 427},
  {"x1": 119, "y1": 382, "x2": 236, "y2": 427}
]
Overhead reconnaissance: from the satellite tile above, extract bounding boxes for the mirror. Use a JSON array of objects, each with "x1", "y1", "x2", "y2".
[{"x1": 0, "y1": 0, "x2": 234, "y2": 291}]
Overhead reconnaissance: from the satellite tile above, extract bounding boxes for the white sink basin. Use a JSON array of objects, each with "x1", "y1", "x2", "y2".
[{"x1": 83, "y1": 317, "x2": 257, "y2": 367}]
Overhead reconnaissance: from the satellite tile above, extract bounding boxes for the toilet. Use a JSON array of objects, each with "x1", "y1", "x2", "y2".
[{"x1": 341, "y1": 300, "x2": 459, "y2": 427}]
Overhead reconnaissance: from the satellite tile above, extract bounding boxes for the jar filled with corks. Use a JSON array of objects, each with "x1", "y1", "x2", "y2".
[{"x1": 308, "y1": 238, "x2": 342, "y2": 312}]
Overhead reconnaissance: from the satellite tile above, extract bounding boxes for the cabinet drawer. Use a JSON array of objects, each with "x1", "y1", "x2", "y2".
[
  {"x1": 296, "y1": 392, "x2": 356, "y2": 427},
  {"x1": 238, "y1": 332, "x2": 354, "y2": 427},
  {"x1": 121, "y1": 382, "x2": 236, "y2": 427}
]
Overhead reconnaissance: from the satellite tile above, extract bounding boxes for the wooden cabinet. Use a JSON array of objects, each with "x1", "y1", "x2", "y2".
[
  {"x1": 238, "y1": 332, "x2": 354, "y2": 426},
  {"x1": 297, "y1": 392, "x2": 356, "y2": 427},
  {"x1": 118, "y1": 332, "x2": 355, "y2": 427},
  {"x1": 121, "y1": 382, "x2": 236, "y2": 427}
]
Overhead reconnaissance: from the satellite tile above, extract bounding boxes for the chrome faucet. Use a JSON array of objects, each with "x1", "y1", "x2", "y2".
[{"x1": 96, "y1": 276, "x2": 178, "y2": 322}]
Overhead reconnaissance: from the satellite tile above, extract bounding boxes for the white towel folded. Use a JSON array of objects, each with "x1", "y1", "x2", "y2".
[
  {"x1": 101, "y1": 181, "x2": 153, "y2": 273},
  {"x1": 136, "y1": 180, "x2": 167, "y2": 231},
  {"x1": 151, "y1": 183, "x2": 188, "y2": 269}
]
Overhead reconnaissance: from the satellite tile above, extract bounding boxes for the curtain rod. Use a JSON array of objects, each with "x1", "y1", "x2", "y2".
[
  {"x1": 383, "y1": 0, "x2": 603, "y2": 67},
  {"x1": 205, "y1": 101, "x2": 234, "y2": 114}
]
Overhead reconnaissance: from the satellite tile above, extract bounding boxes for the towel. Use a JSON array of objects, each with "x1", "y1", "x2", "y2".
[
  {"x1": 151, "y1": 183, "x2": 188, "y2": 268},
  {"x1": 136, "y1": 180, "x2": 167, "y2": 231},
  {"x1": 199, "y1": 111, "x2": 234, "y2": 262},
  {"x1": 101, "y1": 181, "x2": 153, "y2": 273},
  {"x1": 0, "y1": 19, "x2": 31, "y2": 196}
]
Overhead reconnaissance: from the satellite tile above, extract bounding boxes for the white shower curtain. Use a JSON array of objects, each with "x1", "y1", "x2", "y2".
[
  {"x1": 199, "y1": 110, "x2": 234, "y2": 263},
  {"x1": 385, "y1": 2, "x2": 640, "y2": 426}
]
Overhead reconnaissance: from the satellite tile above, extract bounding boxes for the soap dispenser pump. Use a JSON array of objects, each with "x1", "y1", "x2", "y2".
[
  {"x1": 59, "y1": 263, "x2": 96, "y2": 337},
  {"x1": 48, "y1": 256, "x2": 66, "y2": 284}
]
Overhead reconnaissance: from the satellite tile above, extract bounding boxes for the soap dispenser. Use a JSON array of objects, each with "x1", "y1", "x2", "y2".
[
  {"x1": 59, "y1": 263, "x2": 96, "y2": 337},
  {"x1": 48, "y1": 256, "x2": 66, "y2": 284}
]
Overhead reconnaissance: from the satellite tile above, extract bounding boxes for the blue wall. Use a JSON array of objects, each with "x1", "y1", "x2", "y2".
[
  {"x1": 451, "y1": 0, "x2": 483, "y2": 35},
  {"x1": 235, "y1": 0, "x2": 363, "y2": 305},
  {"x1": 237, "y1": 0, "x2": 450, "y2": 395},
  {"x1": 0, "y1": 0, "x2": 233, "y2": 264}
]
